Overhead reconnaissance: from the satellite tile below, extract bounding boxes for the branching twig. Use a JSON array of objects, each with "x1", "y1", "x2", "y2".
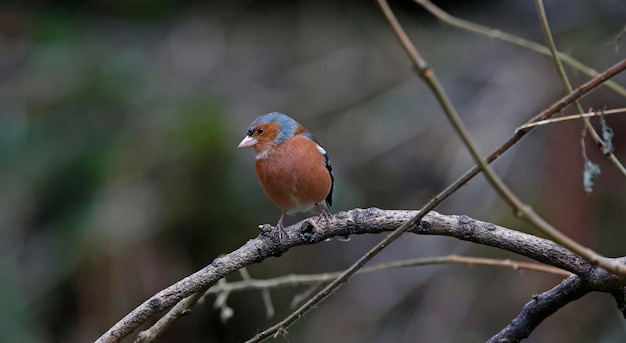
[
  {"x1": 135, "y1": 256, "x2": 568, "y2": 342},
  {"x1": 96, "y1": 6, "x2": 626, "y2": 342},
  {"x1": 245, "y1": 208, "x2": 436, "y2": 342},
  {"x1": 134, "y1": 292, "x2": 203, "y2": 343},
  {"x1": 239, "y1": 267, "x2": 275, "y2": 319},
  {"x1": 202, "y1": 256, "x2": 571, "y2": 295},
  {"x1": 606, "y1": 24, "x2": 626, "y2": 55},
  {"x1": 381, "y1": 0, "x2": 626, "y2": 276},
  {"x1": 96, "y1": 209, "x2": 626, "y2": 343},
  {"x1": 248, "y1": 1, "x2": 626, "y2": 340},
  {"x1": 516, "y1": 107, "x2": 626, "y2": 131},
  {"x1": 534, "y1": 0, "x2": 626, "y2": 178},
  {"x1": 97, "y1": 40, "x2": 626, "y2": 343},
  {"x1": 414, "y1": 0, "x2": 626, "y2": 98}
]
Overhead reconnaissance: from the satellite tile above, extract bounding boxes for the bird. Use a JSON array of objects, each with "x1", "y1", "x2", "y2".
[{"x1": 238, "y1": 112, "x2": 334, "y2": 241}]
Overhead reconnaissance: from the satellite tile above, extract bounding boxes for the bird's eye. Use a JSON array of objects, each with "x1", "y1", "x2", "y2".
[{"x1": 257, "y1": 128, "x2": 264, "y2": 134}]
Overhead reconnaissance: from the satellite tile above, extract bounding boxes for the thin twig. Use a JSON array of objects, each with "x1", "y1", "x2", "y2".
[
  {"x1": 534, "y1": 0, "x2": 626, "y2": 177},
  {"x1": 134, "y1": 292, "x2": 204, "y2": 343},
  {"x1": 245, "y1": 2, "x2": 626, "y2": 340},
  {"x1": 96, "y1": 23, "x2": 626, "y2": 343},
  {"x1": 394, "y1": 0, "x2": 626, "y2": 276},
  {"x1": 202, "y1": 256, "x2": 570, "y2": 295},
  {"x1": 97, "y1": 208, "x2": 626, "y2": 343},
  {"x1": 290, "y1": 283, "x2": 322, "y2": 309},
  {"x1": 606, "y1": 24, "x2": 626, "y2": 55},
  {"x1": 240, "y1": 267, "x2": 276, "y2": 318},
  {"x1": 127, "y1": 255, "x2": 561, "y2": 339},
  {"x1": 516, "y1": 107, "x2": 626, "y2": 131},
  {"x1": 245, "y1": 208, "x2": 436, "y2": 342},
  {"x1": 414, "y1": 0, "x2": 626, "y2": 98},
  {"x1": 440, "y1": 57, "x2": 626, "y2": 225}
]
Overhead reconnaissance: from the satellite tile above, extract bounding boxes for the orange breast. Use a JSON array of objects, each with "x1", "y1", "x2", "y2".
[{"x1": 255, "y1": 135, "x2": 331, "y2": 213}]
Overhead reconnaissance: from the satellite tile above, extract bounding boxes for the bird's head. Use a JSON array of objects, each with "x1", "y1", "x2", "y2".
[{"x1": 238, "y1": 112, "x2": 302, "y2": 151}]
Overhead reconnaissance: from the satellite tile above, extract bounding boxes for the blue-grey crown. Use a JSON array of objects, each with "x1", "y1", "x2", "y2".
[{"x1": 251, "y1": 112, "x2": 299, "y2": 144}]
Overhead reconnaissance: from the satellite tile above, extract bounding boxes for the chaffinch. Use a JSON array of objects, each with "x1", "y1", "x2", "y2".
[{"x1": 238, "y1": 112, "x2": 334, "y2": 240}]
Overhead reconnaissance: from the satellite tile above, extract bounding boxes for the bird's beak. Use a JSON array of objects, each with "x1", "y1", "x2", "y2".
[{"x1": 238, "y1": 135, "x2": 258, "y2": 148}]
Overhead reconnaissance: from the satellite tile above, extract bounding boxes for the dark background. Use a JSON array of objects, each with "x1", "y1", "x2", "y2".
[{"x1": 1, "y1": 1, "x2": 626, "y2": 342}]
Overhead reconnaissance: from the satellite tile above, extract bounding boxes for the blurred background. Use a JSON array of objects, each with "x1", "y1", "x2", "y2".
[{"x1": 1, "y1": 0, "x2": 626, "y2": 342}]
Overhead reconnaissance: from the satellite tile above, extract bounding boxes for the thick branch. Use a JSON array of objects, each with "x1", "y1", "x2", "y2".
[
  {"x1": 95, "y1": 209, "x2": 626, "y2": 343},
  {"x1": 488, "y1": 275, "x2": 590, "y2": 343}
]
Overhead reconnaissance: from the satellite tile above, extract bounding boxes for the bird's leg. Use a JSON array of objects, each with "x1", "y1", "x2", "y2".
[
  {"x1": 275, "y1": 211, "x2": 288, "y2": 242},
  {"x1": 320, "y1": 210, "x2": 332, "y2": 224},
  {"x1": 316, "y1": 204, "x2": 333, "y2": 225},
  {"x1": 317, "y1": 204, "x2": 349, "y2": 241}
]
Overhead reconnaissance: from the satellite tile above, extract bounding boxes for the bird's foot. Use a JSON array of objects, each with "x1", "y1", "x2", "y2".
[
  {"x1": 274, "y1": 222, "x2": 288, "y2": 243},
  {"x1": 319, "y1": 210, "x2": 350, "y2": 241},
  {"x1": 319, "y1": 210, "x2": 332, "y2": 224}
]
